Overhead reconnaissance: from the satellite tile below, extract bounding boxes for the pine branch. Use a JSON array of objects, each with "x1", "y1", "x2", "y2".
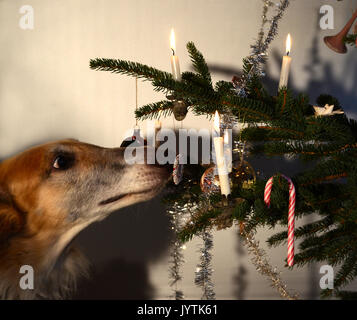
[
  {"x1": 181, "y1": 71, "x2": 213, "y2": 90},
  {"x1": 334, "y1": 291, "x2": 357, "y2": 300},
  {"x1": 135, "y1": 100, "x2": 174, "y2": 120},
  {"x1": 90, "y1": 58, "x2": 172, "y2": 81},
  {"x1": 90, "y1": 40, "x2": 357, "y2": 296},
  {"x1": 333, "y1": 250, "x2": 357, "y2": 290},
  {"x1": 179, "y1": 207, "x2": 221, "y2": 243},
  {"x1": 344, "y1": 34, "x2": 357, "y2": 47},
  {"x1": 267, "y1": 216, "x2": 334, "y2": 248},
  {"x1": 186, "y1": 42, "x2": 212, "y2": 85}
]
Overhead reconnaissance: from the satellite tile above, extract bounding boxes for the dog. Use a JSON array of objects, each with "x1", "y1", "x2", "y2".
[{"x1": 0, "y1": 139, "x2": 171, "y2": 299}]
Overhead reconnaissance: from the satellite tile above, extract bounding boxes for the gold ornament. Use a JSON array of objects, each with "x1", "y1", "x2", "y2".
[
  {"x1": 200, "y1": 165, "x2": 220, "y2": 194},
  {"x1": 173, "y1": 100, "x2": 188, "y2": 121},
  {"x1": 200, "y1": 160, "x2": 256, "y2": 194},
  {"x1": 231, "y1": 160, "x2": 256, "y2": 190}
]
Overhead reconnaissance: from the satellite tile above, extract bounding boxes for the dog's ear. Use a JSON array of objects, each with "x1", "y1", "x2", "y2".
[{"x1": 0, "y1": 186, "x2": 24, "y2": 243}]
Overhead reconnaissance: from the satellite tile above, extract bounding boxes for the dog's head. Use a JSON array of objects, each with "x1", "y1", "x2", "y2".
[{"x1": 0, "y1": 139, "x2": 170, "y2": 277}]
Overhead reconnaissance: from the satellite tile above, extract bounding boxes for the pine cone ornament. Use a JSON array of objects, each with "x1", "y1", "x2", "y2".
[{"x1": 173, "y1": 100, "x2": 188, "y2": 121}]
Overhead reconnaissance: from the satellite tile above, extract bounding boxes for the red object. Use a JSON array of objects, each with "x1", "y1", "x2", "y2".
[
  {"x1": 324, "y1": 9, "x2": 357, "y2": 54},
  {"x1": 264, "y1": 175, "x2": 296, "y2": 267}
]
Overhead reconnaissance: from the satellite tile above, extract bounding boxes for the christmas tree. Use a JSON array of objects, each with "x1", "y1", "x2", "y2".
[{"x1": 90, "y1": 0, "x2": 357, "y2": 299}]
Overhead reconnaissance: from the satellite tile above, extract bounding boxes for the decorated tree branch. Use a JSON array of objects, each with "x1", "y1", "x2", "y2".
[{"x1": 90, "y1": 0, "x2": 357, "y2": 299}]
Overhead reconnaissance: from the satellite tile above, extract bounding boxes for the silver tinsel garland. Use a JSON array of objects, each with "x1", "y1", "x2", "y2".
[
  {"x1": 234, "y1": 0, "x2": 290, "y2": 96},
  {"x1": 194, "y1": 229, "x2": 216, "y2": 300},
  {"x1": 167, "y1": 199, "x2": 217, "y2": 300},
  {"x1": 239, "y1": 214, "x2": 299, "y2": 300},
  {"x1": 167, "y1": 202, "x2": 188, "y2": 300},
  {"x1": 231, "y1": 3, "x2": 298, "y2": 299},
  {"x1": 167, "y1": 0, "x2": 292, "y2": 300},
  {"x1": 181, "y1": 198, "x2": 216, "y2": 300}
]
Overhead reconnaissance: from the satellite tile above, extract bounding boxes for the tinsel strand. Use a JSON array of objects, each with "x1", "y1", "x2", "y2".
[
  {"x1": 195, "y1": 229, "x2": 216, "y2": 300},
  {"x1": 234, "y1": 0, "x2": 290, "y2": 96},
  {"x1": 167, "y1": 202, "x2": 187, "y2": 300},
  {"x1": 239, "y1": 220, "x2": 299, "y2": 300},
  {"x1": 190, "y1": 195, "x2": 216, "y2": 300}
]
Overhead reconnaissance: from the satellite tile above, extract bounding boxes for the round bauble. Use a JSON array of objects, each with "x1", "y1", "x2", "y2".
[
  {"x1": 120, "y1": 128, "x2": 146, "y2": 148},
  {"x1": 231, "y1": 160, "x2": 256, "y2": 190},
  {"x1": 173, "y1": 100, "x2": 188, "y2": 121},
  {"x1": 200, "y1": 165, "x2": 220, "y2": 194}
]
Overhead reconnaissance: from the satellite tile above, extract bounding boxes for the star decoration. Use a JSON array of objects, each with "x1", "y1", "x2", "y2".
[{"x1": 313, "y1": 104, "x2": 344, "y2": 117}]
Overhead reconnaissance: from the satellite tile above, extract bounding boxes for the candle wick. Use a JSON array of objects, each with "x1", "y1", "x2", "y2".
[
  {"x1": 287, "y1": 51, "x2": 290, "y2": 56},
  {"x1": 171, "y1": 48, "x2": 175, "y2": 56}
]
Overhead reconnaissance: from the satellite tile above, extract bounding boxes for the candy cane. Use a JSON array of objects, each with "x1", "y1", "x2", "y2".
[{"x1": 264, "y1": 174, "x2": 295, "y2": 267}]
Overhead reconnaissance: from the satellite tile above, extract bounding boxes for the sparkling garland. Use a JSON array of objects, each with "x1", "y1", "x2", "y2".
[
  {"x1": 231, "y1": 3, "x2": 298, "y2": 298},
  {"x1": 167, "y1": 202, "x2": 188, "y2": 300},
  {"x1": 167, "y1": 1, "x2": 291, "y2": 300},
  {"x1": 167, "y1": 190, "x2": 217, "y2": 300},
  {"x1": 194, "y1": 228, "x2": 216, "y2": 300},
  {"x1": 234, "y1": 0, "x2": 290, "y2": 96},
  {"x1": 239, "y1": 217, "x2": 299, "y2": 300}
]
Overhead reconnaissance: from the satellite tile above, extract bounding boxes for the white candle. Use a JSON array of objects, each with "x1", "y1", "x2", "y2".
[
  {"x1": 278, "y1": 34, "x2": 292, "y2": 89},
  {"x1": 154, "y1": 120, "x2": 161, "y2": 148},
  {"x1": 170, "y1": 29, "x2": 181, "y2": 81},
  {"x1": 224, "y1": 129, "x2": 232, "y2": 173},
  {"x1": 213, "y1": 111, "x2": 231, "y2": 197}
]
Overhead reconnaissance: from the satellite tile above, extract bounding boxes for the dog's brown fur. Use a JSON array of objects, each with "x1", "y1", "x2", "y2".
[{"x1": 0, "y1": 139, "x2": 170, "y2": 299}]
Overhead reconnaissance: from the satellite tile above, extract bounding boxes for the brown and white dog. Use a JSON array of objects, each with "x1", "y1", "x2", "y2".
[{"x1": 0, "y1": 139, "x2": 170, "y2": 299}]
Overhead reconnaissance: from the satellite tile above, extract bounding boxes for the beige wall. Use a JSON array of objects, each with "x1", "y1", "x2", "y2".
[{"x1": 1, "y1": 0, "x2": 356, "y2": 299}]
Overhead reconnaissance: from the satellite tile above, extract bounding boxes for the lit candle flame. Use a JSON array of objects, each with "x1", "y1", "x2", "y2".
[
  {"x1": 286, "y1": 33, "x2": 292, "y2": 55},
  {"x1": 155, "y1": 120, "x2": 161, "y2": 129},
  {"x1": 170, "y1": 28, "x2": 176, "y2": 55},
  {"x1": 214, "y1": 110, "x2": 220, "y2": 133}
]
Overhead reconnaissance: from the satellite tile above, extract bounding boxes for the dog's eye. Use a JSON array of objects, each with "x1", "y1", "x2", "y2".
[{"x1": 53, "y1": 155, "x2": 74, "y2": 170}]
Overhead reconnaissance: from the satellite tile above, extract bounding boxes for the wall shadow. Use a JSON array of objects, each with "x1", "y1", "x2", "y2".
[
  {"x1": 232, "y1": 233, "x2": 248, "y2": 300},
  {"x1": 73, "y1": 193, "x2": 172, "y2": 299},
  {"x1": 208, "y1": 11, "x2": 356, "y2": 299},
  {"x1": 73, "y1": 258, "x2": 155, "y2": 299}
]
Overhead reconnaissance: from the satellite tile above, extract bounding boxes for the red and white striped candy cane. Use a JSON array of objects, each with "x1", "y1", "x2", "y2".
[{"x1": 264, "y1": 174, "x2": 296, "y2": 267}]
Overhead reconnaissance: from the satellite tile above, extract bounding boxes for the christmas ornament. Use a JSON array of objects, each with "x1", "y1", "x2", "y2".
[
  {"x1": 324, "y1": 8, "x2": 357, "y2": 54},
  {"x1": 264, "y1": 174, "x2": 296, "y2": 267},
  {"x1": 313, "y1": 104, "x2": 344, "y2": 117},
  {"x1": 200, "y1": 160, "x2": 256, "y2": 194},
  {"x1": 173, "y1": 100, "x2": 188, "y2": 121},
  {"x1": 120, "y1": 127, "x2": 146, "y2": 148},
  {"x1": 173, "y1": 154, "x2": 184, "y2": 185},
  {"x1": 121, "y1": 77, "x2": 147, "y2": 147},
  {"x1": 200, "y1": 166, "x2": 220, "y2": 194},
  {"x1": 232, "y1": 140, "x2": 246, "y2": 160},
  {"x1": 231, "y1": 159, "x2": 256, "y2": 190}
]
